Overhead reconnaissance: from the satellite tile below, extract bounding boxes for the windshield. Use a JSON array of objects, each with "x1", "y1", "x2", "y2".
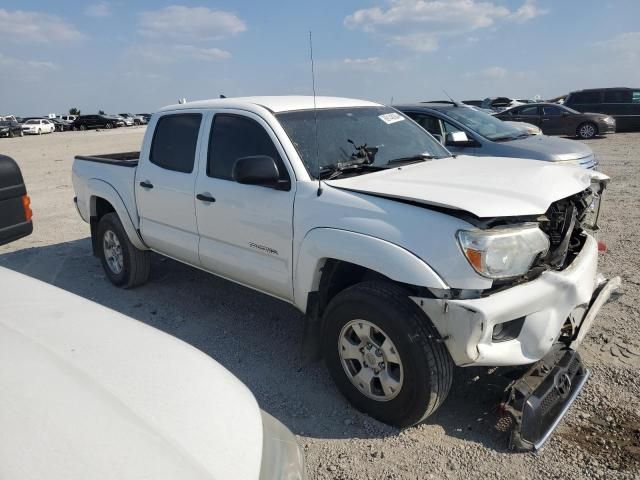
[
  {"x1": 25, "y1": 120, "x2": 38, "y2": 124},
  {"x1": 445, "y1": 106, "x2": 524, "y2": 141},
  {"x1": 276, "y1": 106, "x2": 450, "y2": 178}
]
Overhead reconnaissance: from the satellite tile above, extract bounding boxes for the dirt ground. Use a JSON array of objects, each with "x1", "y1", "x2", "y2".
[{"x1": 1, "y1": 127, "x2": 638, "y2": 480}]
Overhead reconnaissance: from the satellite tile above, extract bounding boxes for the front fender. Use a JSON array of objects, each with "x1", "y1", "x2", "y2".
[
  {"x1": 87, "y1": 179, "x2": 148, "y2": 250},
  {"x1": 293, "y1": 228, "x2": 448, "y2": 311}
]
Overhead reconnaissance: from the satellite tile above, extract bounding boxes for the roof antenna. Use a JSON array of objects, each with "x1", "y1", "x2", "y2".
[
  {"x1": 309, "y1": 31, "x2": 322, "y2": 197},
  {"x1": 389, "y1": 96, "x2": 394, "y2": 105},
  {"x1": 442, "y1": 89, "x2": 462, "y2": 107}
]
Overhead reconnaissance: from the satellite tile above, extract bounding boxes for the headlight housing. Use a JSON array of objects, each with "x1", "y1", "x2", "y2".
[{"x1": 457, "y1": 224, "x2": 550, "y2": 279}]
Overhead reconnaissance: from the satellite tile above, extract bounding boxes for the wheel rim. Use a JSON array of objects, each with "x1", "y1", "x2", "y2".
[
  {"x1": 103, "y1": 230, "x2": 124, "y2": 275},
  {"x1": 338, "y1": 319, "x2": 404, "y2": 402},
  {"x1": 580, "y1": 124, "x2": 595, "y2": 138}
]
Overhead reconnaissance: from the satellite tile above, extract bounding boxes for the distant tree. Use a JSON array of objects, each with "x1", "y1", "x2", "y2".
[
  {"x1": 69, "y1": 107, "x2": 81, "y2": 115},
  {"x1": 98, "y1": 110, "x2": 105, "y2": 115}
]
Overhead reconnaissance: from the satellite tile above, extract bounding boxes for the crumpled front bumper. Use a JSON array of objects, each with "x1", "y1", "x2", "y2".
[{"x1": 412, "y1": 234, "x2": 618, "y2": 367}]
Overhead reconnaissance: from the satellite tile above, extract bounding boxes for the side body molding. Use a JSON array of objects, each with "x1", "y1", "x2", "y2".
[
  {"x1": 293, "y1": 228, "x2": 448, "y2": 311},
  {"x1": 86, "y1": 178, "x2": 148, "y2": 251}
]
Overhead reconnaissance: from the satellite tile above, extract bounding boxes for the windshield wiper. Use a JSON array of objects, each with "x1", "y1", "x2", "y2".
[
  {"x1": 386, "y1": 154, "x2": 437, "y2": 165},
  {"x1": 319, "y1": 159, "x2": 381, "y2": 180}
]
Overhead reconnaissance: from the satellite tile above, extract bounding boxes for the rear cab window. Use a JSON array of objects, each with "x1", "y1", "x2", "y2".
[{"x1": 150, "y1": 113, "x2": 202, "y2": 173}]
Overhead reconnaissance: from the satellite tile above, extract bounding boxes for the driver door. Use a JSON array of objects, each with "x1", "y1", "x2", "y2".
[{"x1": 194, "y1": 111, "x2": 295, "y2": 300}]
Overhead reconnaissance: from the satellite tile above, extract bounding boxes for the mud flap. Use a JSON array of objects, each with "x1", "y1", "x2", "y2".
[{"x1": 502, "y1": 347, "x2": 589, "y2": 451}]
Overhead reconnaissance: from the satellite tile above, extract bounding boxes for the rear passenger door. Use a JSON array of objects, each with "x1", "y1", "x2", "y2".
[
  {"x1": 135, "y1": 112, "x2": 204, "y2": 265},
  {"x1": 194, "y1": 111, "x2": 295, "y2": 300},
  {"x1": 512, "y1": 105, "x2": 541, "y2": 127},
  {"x1": 540, "y1": 105, "x2": 566, "y2": 135}
]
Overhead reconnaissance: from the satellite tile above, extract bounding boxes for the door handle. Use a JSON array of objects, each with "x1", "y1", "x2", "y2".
[
  {"x1": 541, "y1": 118, "x2": 550, "y2": 122},
  {"x1": 139, "y1": 181, "x2": 154, "y2": 189},
  {"x1": 196, "y1": 193, "x2": 216, "y2": 203}
]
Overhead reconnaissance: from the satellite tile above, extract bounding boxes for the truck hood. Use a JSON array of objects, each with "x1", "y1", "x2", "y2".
[
  {"x1": 504, "y1": 134, "x2": 594, "y2": 161},
  {"x1": 326, "y1": 155, "x2": 607, "y2": 218},
  {"x1": 0, "y1": 267, "x2": 264, "y2": 480}
]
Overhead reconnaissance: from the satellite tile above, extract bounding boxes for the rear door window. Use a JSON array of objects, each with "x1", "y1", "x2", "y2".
[
  {"x1": 519, "y1": 106, "x2": 539, "y2": 116},
  {"x1": 542, "y1": 106, "x2": 563, "y2": 116},
  {"x1": 407, "y1": 113, "x2": 442, "y2": 137},
  {"x1": 604, "y1": 90, "x2": 632, "y2": 103},
  {"x1": 571, "y1": 91, "x2": 601, "y2": 104},
  {"x1": 150, "y1": 113, "x2": 202, "y2": 173},
  {"x1": 633, "y1": 91, "x2": 640, "y2": 104}
]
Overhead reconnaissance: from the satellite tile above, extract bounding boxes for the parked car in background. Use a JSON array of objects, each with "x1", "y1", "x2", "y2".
[
  {"x1": 0, "y1": 120, "x2": 24, "y2": 138},
  {"x1": 137, "y1": 113, "x2": 152, "y2": 123},
  {"x1": 118, "y1": 113, "x2": 140, "y2": 126},
  {"x1": 106, "y1": 115, "x2": 126, "y2": 127},
  {"x1": 72, "y1": 96, "x2": 619, "y2": 450},
  {"x1": 563, "y1": 87, "x2": 640, "y2": 131},
  {"x1": 0, "y1": 153, "x2": 305, "y2": 480},
  {"x1": 0, "y1": 155, "x2": 32, "y2": 245},
  {"x1": 72, "y1": 114, "x2": 121, "y2": 131},
  {"x1": 481, "y1": 97, "x2": 524, "y2": 112},
  {"x1": 397, "y1": 102, "x2": 598, "y2": 168},
  {"x1": 21, "y1": 118, "x2": 55, "y2": 135},
  {"x1": 495, "y1": 103, "x2": 616, "y2": 139},
  {"x1": 49, "y1": 118, "x2": 73, "y2": 132}
]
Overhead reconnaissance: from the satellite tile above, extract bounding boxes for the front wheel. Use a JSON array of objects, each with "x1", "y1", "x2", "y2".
[
  {"x1": 105, "y1": 123, "x2": 112, "y2": 129},
  {"x1": 97, "y1": 213, "x2": 150, "y2": 288},
  {"x1": 80, "y1": 125, "x2": 86, "y2": 131},
  {"x1": 577, "y1": 122, "x2": 597, "y2": 139},
  {"x1": 322, "y1": 281, "x2": 453, "y2": 427}
]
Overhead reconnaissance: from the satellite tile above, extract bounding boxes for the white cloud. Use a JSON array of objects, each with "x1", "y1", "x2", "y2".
[
  {"x1": 481, "y1": 66, "x2": 507, "y2": 78},
  {"x1": 139, "y1": 6, "x2": 246, "y2": 41},
  {"x1": 597, "y1": 31, "x2": 640, "y2": 60},
  {"x1": 343, "y1": 57, "x2": 381, "y2": 65},
  {"x1": 0, "y1": 53, "x2": 57, "y2": 70},
  {"x1": 0, "y1": 8, "x2": 83, "y2": 43},
  {"x1": 511, "y1": 0, "x2": 548, "y2": 22},
  {"x1": 85, "y1": 2, "x2": 111, "y2": 18},
  {"x1": 126, "y1": 44, "x2": 231, "y2": 64},
  {"x1": 345, "y1": 0, "x2": 546, "y2": 52}
]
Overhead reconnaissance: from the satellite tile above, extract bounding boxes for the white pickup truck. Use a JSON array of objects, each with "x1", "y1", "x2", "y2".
[{"x1": 72, "y1": 96, "x2": 620, "y2": 450}]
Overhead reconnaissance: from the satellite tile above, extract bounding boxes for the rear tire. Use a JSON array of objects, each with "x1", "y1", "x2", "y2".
[
  {"x1": 8, "y1": 130, "x2": 14, "y2": 138},
  {"x1": 322, "y1": 281, "x2": 453, "y2": 427},
  {"x1": 577, "y1": 122, "x2": 597, "y2": 139},
  {"x1": 97, "y1": 213, "x2": 150, "y2": 288}
]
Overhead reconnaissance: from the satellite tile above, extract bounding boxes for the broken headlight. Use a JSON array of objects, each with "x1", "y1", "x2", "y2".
[{"x1": 457, "y1": 224, "x2": 550, "y2": 279}]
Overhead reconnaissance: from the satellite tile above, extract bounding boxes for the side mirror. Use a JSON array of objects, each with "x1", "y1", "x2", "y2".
[
  {"x1": 232, "y1": 155, "x2": 289, "y2": 190},
  {"x1": 445, "y1": 131, "x2": 470, "y2": 146}
]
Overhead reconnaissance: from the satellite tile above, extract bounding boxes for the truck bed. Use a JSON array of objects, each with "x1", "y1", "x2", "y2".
[{"x1": 75, "y1": 152, "x2": 140, "y2": 167}]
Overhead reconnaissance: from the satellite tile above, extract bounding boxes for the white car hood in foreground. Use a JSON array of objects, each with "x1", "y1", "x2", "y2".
[
  {"x1": 0, "y1": 267, "x2": 263, "y2": 480},
  {"x1": 326, "y1": 155, "x2": 607, "y2": 218}
]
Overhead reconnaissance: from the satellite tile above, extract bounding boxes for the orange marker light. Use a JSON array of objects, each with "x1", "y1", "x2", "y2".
[
  {"x1": 466, "y1": 248, "x2": 483, "y2": 271},
  {"x1": 22, "y1": 195, "x2": 32, "y2": 221}
]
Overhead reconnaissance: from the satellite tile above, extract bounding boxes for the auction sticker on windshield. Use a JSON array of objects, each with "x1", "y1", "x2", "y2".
[{"x1": 379, "y1": 112, "x2": 405, "y2": 124}]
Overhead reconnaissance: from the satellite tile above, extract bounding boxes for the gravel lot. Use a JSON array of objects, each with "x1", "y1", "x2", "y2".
[{"x1": 1, "y1": 128, "x2": 638, "y2": 479}]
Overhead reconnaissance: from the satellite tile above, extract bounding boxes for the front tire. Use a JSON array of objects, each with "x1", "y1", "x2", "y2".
[
  {"x1": 577, "y1": 122, "x2": 597, "y2": 139},
  {"x1": 322, "y1": 281, "x2": 453, "y2": 427},
  {"x1": 105, "y1": 123, "x2": 112, "y2": 129},
  {"x1": 97, "y1": 213, "x2": 150, "y2": 288},
  {"x1": 80, "y1": 125, "x2": 86, "y2": 131}
]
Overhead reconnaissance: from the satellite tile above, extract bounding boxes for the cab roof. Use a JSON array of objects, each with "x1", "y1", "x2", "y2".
[{"x1": 159, "y1": 96, "x2": 382, "y2": 114}]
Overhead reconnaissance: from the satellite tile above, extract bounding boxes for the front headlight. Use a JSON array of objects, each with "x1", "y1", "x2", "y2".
[
  {"x1": 604, "y1": 117, "x2": 615, "y2": 124},
  {"x1": 457, "y1": 224, "x2": 550, "y2": 279}
]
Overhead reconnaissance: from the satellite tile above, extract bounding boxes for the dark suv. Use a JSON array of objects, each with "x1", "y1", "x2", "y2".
[
  {"x1": 72, "y1": 115, "x2": 121, "y2": 131},
  {"x1": 564, "y1": 87, "x2": 640, "y2": 131}
]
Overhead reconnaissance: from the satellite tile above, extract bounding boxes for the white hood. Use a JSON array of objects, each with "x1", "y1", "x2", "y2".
[
  {"x1": 326, "y1": 155, "x2": 607, "y2": 218},
  {"x1": 0, "y1": 267, "x2": 263, "y2": 480}
]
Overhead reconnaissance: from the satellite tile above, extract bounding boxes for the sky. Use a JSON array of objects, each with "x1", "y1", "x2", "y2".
[{"x1": 1, "y1": 0, "x2": 639, "y2": 116}]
